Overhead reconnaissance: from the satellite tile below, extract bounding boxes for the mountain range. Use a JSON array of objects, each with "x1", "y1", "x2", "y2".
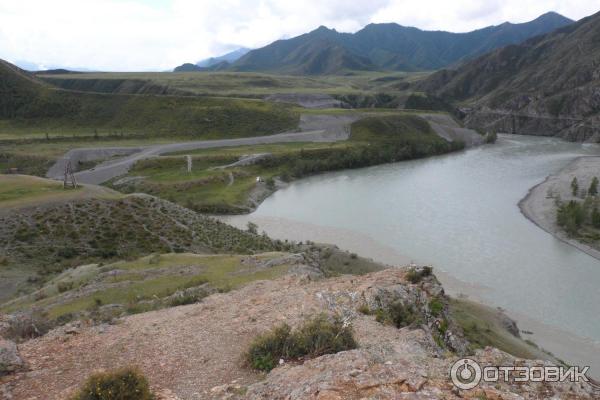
[
  {"x1": 175, "y1": 12, "x2": 573, "y2": 75},
  {"x1": 420, "y1": 10, "x2": 600, "y2": 141},
  {"x1": 174, "y1": 48, "x2": 251, "y2": 72}
]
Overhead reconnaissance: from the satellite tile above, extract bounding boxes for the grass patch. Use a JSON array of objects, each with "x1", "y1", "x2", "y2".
[
  {"x1": 448, "y1": 298, "x2": 552, "y2": 360},
  {"x1": 246, "y1": 314, "x2": 357, "y2": 371},
  {"x1": 0, "y1": 175, "x2": 65, "y2": 203},
  {"x1": 39, "y1": 70, "x2": 428, "y2": 97},
  {"x1": 317, "y1": 246, "x2": 384, "y2": 276},
  {"x1": 5, "y1": 252, "x2": 293, "y2": 320}
]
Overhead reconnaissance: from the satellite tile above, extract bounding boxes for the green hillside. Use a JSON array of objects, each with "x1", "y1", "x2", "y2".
[{"x1": 0, "y1": 59, "x2": 298, "y2": 138}]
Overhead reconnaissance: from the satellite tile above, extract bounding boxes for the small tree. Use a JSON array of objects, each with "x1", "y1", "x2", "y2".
[
  {"x1": 266, "y1": 177, "x2": 276, "y2": 190},
  {"x1": 589, "y1": 177, "x2": 599, "y2": 197},
  {"x1": 247, "y1": 221, "x2": 258, "y2": 235},
  {"x1": 571, "y1": 177, "x2": 579, "y2": 197},
  {"x1": 593, "y1": 207, "x2": 600, "y2": 229}
]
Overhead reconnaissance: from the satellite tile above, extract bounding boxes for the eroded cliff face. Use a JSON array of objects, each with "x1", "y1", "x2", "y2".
[
  {"x1": 462, "y1": 84, "x2": 600, "y2": 141},
  {"x1": 463, "y1": 107, "x2": 600, "y2": 142}
]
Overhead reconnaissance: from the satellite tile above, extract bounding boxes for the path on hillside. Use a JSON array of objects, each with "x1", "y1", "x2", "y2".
[
  {"x1": 46, "y1": 113, "x2": 481, "y2": 185},
  {"x1": 46, "y1": 114, "x2": 358, "y2": 185}
]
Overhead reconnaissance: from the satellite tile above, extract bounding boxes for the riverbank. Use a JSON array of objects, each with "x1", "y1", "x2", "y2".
[
  {"x1": 101, "y1": 113, "x2": 477, "y2": 214},
  {"x1": 221, "y1": 136, "x2": 600, "y2": 379},
  {"x1": 519, "y1": 156, "x2": 600, "y2": 262},
  {"x1": 221, "y1": 214, "x2": 600, "y2": 378}
]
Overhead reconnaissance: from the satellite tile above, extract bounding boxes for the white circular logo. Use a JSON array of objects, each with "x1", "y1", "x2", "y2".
[{"x1": 450, "y1": 358, "x2": 482, "y2": 390}]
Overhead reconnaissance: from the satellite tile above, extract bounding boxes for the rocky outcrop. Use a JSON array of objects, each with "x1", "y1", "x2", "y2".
[
  {"x1": 2, "y1": 268, "x2": 596, "y2": 399},
  {"x1": 0, "y1": 339, "x2": 23, "y2": 375},
  {"x1": 246, "y1": 346, "x2": 597, "y2": 399}
]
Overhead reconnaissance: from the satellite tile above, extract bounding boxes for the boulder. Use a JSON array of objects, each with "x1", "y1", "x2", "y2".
[{"x1": 0, "y1": 338, "x2": 23, "y2": 375}]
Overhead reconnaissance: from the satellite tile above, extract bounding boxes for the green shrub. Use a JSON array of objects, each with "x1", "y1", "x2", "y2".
[
  {"x1": 246, "y1": 314, "x2": 357, "y2": 372},
  {"x1": 556, "y1": 200, "x2": 586, "y2": 235},
  {"x1": 428, "y1": 298, "x2": 445, "y2": 317},
  {"x1": 375, "y1": 301, "x2": 421, "y2": 328},
  {"x1": 291, "y1": 314, "x2": 357, "y2": 358},
  {"x1": 169, "y1": 292, "x2": 202, "y2": 307},
  {"x1": 71, "y1": 367, "x2": 154, "y2": 400},
  {"x1": 57, "y1": 281, "x2": 75, "y2": 293},
  {"x1": 246, "y1": 324, "x2": 292, "y2": 371},
  {"x1": 357, "y1": 304, "x2": 372, "y2": 315}
]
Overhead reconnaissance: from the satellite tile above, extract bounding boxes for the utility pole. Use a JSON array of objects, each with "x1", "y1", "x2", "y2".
[
  {"x1": 186, "y1": 155, "x2": 192, "y2": 173},
  {"x1": 63, "y1": 160, "x2": 78, "y2": 189}
]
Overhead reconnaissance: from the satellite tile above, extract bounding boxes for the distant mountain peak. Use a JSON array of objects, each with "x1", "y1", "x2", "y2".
[
  {"x1": 222, "y1": 11, "x2": 576, "y2": 75},
  {"x1": 174, "y1": 47, "x2": 251, "y2": 72}
]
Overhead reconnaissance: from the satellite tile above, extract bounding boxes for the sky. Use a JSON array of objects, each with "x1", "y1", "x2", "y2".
[{"x1": 0, "y1": 0, "x2": 597, "y2": 71}]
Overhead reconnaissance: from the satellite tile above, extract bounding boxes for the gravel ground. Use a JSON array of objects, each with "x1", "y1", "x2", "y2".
[
  {"x1": 519, "y1": 156, "x2": 600, "y2": 261},
  {"x1": 419, "y1": 113, "x2": 484, "y2": 147}
]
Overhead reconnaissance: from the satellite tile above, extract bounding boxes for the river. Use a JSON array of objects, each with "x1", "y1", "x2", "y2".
[{"x1": 223, "y1": 134, "x2": 600, "y2": 375}]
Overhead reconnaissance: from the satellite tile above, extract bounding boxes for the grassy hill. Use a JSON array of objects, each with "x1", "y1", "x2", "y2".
[
  {"x1": 0, "y1": 59, "x2": 298, "y2": 138},
  {"x1": 419, "y1": 11, "x2": 600, "y2": 141},
  {"x1": 0, "y1": 181, "x2": 287, "y2": 302}
]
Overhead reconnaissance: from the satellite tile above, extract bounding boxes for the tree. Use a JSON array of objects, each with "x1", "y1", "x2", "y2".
[
  {"x1": 589, "y1": 177, "x2": 599, "y2": 196},
  {"x1": 571, "y1": 177, "x2": 579, "y2": 197},
  {"x1": 593, "y1": 207, "x2": 600, "y2": 229},
  {"x1": 247, "y1": 221, "x2": 258, "y2": 235}
]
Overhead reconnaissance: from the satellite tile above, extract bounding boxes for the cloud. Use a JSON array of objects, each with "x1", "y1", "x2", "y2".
[{"x1": 0, "y1": 0, "x2": 596, "y2": 71}]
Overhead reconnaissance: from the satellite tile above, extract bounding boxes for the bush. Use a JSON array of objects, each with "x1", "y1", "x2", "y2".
[
  {"x1": 71, "y1": 367, "x2": 154, "y2": 400},
  {"x1": 169, "y1": 292, "x2": 202, "y2": 307},
  {"x1": 246, "y1": 314, "x2": 357, "y2": 372},
  {"x1": 357, "y1": 304, "x2": 372, "y2": 315},
  {"x1": 428, "y1": 297, "x2": 445, "y2": 317},
  {"x1": 405, "y1": 266, "x2": 433, "y2": 284},
  {"x1": 57, "y1": 247, "x2": 79, "y2": 259},
  {"x1": 57, "y1": 281, "x2": 75, "y2": 293},
  {"x1": 375, "y1": 301, "x2": 421, "y2": 329}
]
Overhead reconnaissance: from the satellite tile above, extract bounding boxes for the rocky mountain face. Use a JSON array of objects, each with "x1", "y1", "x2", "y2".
[
  {"x1": 420, "y1": 11, "x2": 600, "y2": 142},
  {"x1": 230, "y1": 12, "x2": 573, "y2": 74}
]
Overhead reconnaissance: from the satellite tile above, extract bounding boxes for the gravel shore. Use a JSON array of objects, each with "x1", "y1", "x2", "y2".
[{"x1": 519, "y1": 156, "x2": 600, "y2": 261}]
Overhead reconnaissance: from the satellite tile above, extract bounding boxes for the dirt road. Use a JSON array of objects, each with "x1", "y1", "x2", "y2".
[{"x1": 46, "y1": 113, "x2": 480, "y2": 185}]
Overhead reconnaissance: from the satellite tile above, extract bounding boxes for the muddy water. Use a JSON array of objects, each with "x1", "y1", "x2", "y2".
[{"x1": 223, "y1": 135, "x2": 600, "y2": 375}]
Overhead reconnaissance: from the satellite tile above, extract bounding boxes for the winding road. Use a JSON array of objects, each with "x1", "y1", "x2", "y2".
[
  {"x1": 47, "y1": 128, "x2": 344, "y2": 185},
  {"x1": 46, "y1": 113, "x2": 481, "y2": 185}
]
